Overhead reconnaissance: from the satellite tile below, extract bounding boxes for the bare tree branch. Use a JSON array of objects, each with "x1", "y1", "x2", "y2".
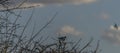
[
  {"x1": 79, "y1": 38, "x2": 93, "y2": 53},
  {"x1": 94, "y1": 40, "x2": 100, "y2": 53}
]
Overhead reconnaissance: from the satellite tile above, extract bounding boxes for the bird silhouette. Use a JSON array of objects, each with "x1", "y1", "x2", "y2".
[
  {"x1": 114, "y1": 23, "x2": 118, "y2": 30},
  {"x1": 58, "y1": 36, "x2": 66, "y2": 41}
]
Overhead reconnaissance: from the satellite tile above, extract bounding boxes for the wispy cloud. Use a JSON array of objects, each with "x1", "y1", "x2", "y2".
[
  {"x1": 26, "y1": 0, "x2": 97, "y2": 4},
  {"x1": 100, "y1": 12, "x2": 110, "y2": 20},
  {"x1": 6, "y1": 0, "x2": 97, "y2": 7},
  {"x1": 102, "y1": 25, "x2": 120, "y2": 45},
  {"x1": 58, "y1": 25, "x2": 83, "y2": 36},
  {"x1": 21, "y1": 3, "x2": 44, "y2": 7},
  {"x1": 0, "y1": 0, "x2": 97, "y2": 10}
]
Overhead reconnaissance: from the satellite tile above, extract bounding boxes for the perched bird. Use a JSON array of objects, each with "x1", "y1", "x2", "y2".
[
  {"x1": 58, "y1": 36, "x2": 66, "y2": 41},
  {"x1": 114, "y1": 23, "x2": 118, "y2": 30}
]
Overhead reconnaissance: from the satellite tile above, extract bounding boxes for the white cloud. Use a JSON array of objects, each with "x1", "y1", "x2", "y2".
[
  {"x1": 103, "y1": 25, "x2": 120, "y2": 45},
  {"x1": 110, "y1": 25, "x2": 120, "y2": 31},
  {"x1": 58, "y1": 25, "x2": 82, "y2": 36}
]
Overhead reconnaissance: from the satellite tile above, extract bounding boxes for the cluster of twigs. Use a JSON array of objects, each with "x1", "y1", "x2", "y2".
[
  {"x1": 0, "y1": 11, "x2": 100, "y2": 53},
  {"x1": 0, "y1": 0, "x2": 101, "y2": 53},
  {"x1": 0, "y1": 0, "x2": 39, "y2": 17}
]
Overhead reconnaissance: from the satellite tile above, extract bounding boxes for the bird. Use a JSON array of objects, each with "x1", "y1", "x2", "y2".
[
  {"x1": 114, "y1": 23, "x2": 118, "y2": 30},
  {"x1": 58, "y1": 36, "x2": 66, "y2": 41}
]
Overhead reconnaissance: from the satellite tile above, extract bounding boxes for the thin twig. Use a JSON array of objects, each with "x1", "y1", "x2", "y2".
[
  {"x1": 27, "y1": 12, "x2": 58, "y2": 46},
  {"x1": 79, "y1": 38, "x2": 93, "y2": 53},
  {"x1": 94, "y1": 40, "x2": 100, "y2": 53}
]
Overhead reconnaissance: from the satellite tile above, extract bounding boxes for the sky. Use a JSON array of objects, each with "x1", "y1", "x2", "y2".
[{"x1": 2, "y1": 0, "x2": 120, "y2": 53}]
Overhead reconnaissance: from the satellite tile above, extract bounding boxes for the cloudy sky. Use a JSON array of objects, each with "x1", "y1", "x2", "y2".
[{"x1": 4, "y1": 0, "x2": 120, "y2": 53}]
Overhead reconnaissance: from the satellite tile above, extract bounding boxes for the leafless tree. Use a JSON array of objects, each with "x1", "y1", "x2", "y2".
[{"x1": 0, "y1": 0, "x2": 101, "y2": 53}]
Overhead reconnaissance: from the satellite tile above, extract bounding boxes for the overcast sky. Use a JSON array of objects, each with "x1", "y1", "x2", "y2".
[{"x1": 5, "y1": 0, "x2": 120, "y2": 53}]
